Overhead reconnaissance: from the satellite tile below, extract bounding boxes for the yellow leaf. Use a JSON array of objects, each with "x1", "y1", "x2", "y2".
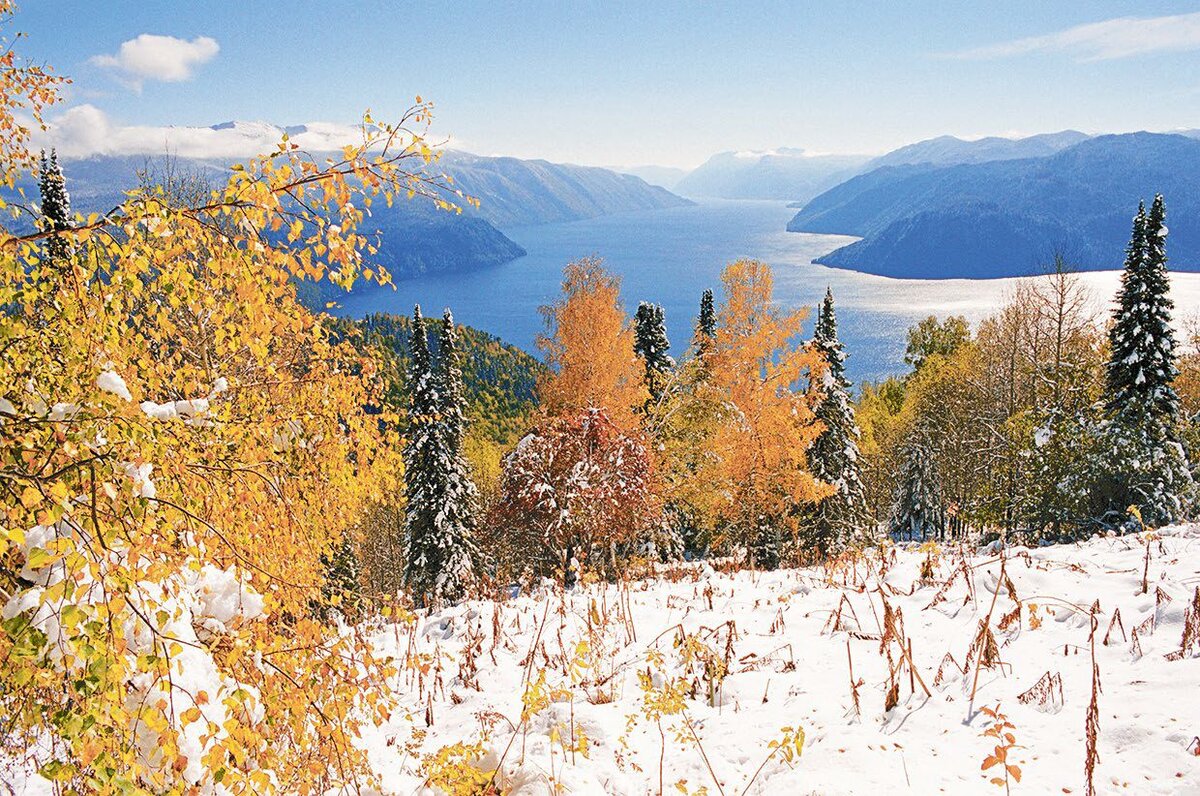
[{"x1": 20, "y1": 485, "x2": 42, "y2": 508}]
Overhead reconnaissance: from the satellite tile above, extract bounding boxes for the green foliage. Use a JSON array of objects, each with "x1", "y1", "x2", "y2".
[
  {"x1": 904, "y1": 315, "x2": 969, "y2": 371},
  {"x1": 336, "y1": 311, "x2": 545, "y2": 446}
]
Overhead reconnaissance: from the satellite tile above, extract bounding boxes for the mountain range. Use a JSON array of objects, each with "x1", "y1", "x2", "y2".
[
  {"x1": 787, "y1": 132, "x2": 1200, "y2": 278},
  {"x1": 32, "y1": 122, "x2": 690, "y2": 282},
  {"x1": 673, "y1": 148, "x2": 869, "y2": 202}
]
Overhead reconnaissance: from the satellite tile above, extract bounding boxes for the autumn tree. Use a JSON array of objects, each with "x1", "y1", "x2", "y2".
[
  {"x1": 0, "y1": 9, "x2": 468, "y2": 789},
  {"x1": 905, "y1": 315, "x2": 970, "y2": 371},
  {"x1": 537, "y1": 257, "x2": 647, "y2": 430},
  {"x1": 706, "y1": 259, "x2": 830, "y2": 566},
  {"x1": 496, "y1": 408, "x2": 654, "y2": 583}
]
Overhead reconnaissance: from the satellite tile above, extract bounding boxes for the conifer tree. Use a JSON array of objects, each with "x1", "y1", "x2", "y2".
[
  {"x1": 429, "y1": 308, "x2": 479, "y2": 601},
  {"x1": 37, "y1": 149, "x2": 72, "y2": 265},
  {"x1": 403, "y1": 305, "x2": 443, "y2": 603},
  {"x1": 807, "y1": 288, "x2": 869, "y2": 553},
  {"x1": 696, "y1": 288, "x2": 716, "y2": 350},
  {"x1": 634, "y1": 301, "x2": 674, "y2": 405},
  {"x1": 889, "y1": 430, "x2": 945, "y2": 541},
  {"x1": 1096, "y1": 196, "x2": 1194, "y2": 527}
]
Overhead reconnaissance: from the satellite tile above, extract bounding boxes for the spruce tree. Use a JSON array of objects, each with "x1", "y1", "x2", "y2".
[
  {"x1": 1097, "y1": 196, "x2": 1194, "y2": 527},
  {"x1": 429, "y1": 309, "x2": 478, "y2": 602},
  {"x1": 807, "y1": 288, "x2": 869, "y2": 553},
  {"x1": 634, "y1": 301, "x2": 674, "y2": 404},
  {"x1": 403, "y1": 305, "x2": 443, "y2": 603},
  {"x1": 696, "y1": 289, "x2": 716, "y2": 350},
  {"x1": 37, "y1": 149, "x2": 73, "y2": 266},
  {"x1": 889, "y1": 430, "x2": 945, "y2": 542}
]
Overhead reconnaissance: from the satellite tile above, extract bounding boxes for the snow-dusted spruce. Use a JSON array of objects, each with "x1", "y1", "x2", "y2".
[
  {"x1": 890, "y1": 428, "x2": 945, "y2": 541},
  {"x1": 1096, "y1": 196, "x2": 1194, "y2": 528},
  {"x1": 634, "y1": 301, "x2": 675, "y2": 405},
  {"x1": 404, "y1": 306, "x2": 478, "y2": 605},
  {"x1": 37, "y1": 149, "x2": 72, "y2": 265},
  {"x1": 431, "y1": 308, "x2": 480, "y2": 600},
  {"x1": 697, "y1": 288, "x2": 716, "y2": 349},
  {"x1": 806, "y1": 288, "x2": 869, "y2": 553}
]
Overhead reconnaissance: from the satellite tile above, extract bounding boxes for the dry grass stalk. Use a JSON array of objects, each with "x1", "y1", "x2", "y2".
[
  {"x1": 1017, "y1": 671, "x2": 1064, "y2": 713},
  {"x1": 1084, "y1": 605, "x2": 1102, "y2": 796},
  {"x1": 1102, "y1": 608, "x2": 1126, "y2": 646}
]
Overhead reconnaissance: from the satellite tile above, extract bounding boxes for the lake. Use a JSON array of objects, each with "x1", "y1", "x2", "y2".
[{"x1": 332, "y1": 200, "x2": 1200, "y2": 384}]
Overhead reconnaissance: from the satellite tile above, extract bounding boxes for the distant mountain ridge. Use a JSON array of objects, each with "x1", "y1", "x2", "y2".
[
  {"x1": 675, "y1": 148, "x2": 869, "y2": 202},
  {"x1": 866, "y1": 130, "x2": 1090, "y2": 169},
  {"x1": 438, "y1": 150, "x2": 691, "y2": 229},
  {"x1": 787, "y1": 132, "x2": 1200, "y2": 279},
  {"x1": 27, "y1": 131, "x2": 690, "y2": 282}
]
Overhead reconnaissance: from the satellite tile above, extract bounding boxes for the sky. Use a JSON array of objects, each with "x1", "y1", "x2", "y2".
[{"x1": 10, "y1": 1, "x2": 1200, "y2": 168}]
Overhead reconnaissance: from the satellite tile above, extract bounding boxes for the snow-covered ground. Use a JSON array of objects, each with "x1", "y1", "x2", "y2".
[{"x1": 364, "y1": 527, "x2": 1200, "y2": 795}]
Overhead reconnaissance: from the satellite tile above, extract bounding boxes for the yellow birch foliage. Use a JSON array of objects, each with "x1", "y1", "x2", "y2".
[
  {"x1": 0, "y1": 12, "x2": 463, "y2": 791},
  {"x1": 536, "y1": 256, "x2": 648, "y2": 430},
  {"x1": 707, "y1": 259, "x2": 831, "y2": 539}
]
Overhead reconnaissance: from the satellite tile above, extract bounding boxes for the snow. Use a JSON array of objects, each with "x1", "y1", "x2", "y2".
[
  {"x1": 97, "y1": 369, "x2": 132, "y2": 401},
  {"x1": 358, "y1": 528, "x2": 1200, "y2": 794},
  {"x1": 3, "y1": 547, "x2": 269, "y2": 794},
  {"x1": 121, "y1": 461, "x2": 157, "y2": 499}
]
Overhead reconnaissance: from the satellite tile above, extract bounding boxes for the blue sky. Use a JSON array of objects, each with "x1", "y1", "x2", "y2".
[{"x1": 12, "y1": 1, "x2": 1200, "y2": 167}]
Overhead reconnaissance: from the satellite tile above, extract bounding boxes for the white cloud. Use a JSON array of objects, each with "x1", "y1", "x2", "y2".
[
  {"x1": 37, "y1": 105, "x2": 370, "y2": 159},
  {"x1": 91, "y1": 34, "x2": 219, "y2": 90},
  {"x1": 944, "y1": 12, "x2": 1200, "y2": 62}
]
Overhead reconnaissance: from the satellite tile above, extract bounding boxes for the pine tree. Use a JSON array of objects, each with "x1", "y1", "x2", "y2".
[
  {"x1": 889, "y1": 430, "x2": 945, "y2": 541},
  {"x1": 429, "y1": 309, "x2": 479, "y2": 602},
  {"x1": 696, "y1": 288, "x2": 716, "y2": 350},
  {"x1": 37, "y1": 149, "x2": 72, "y2": 266},
  {"x1": 1096, "y1": 196, "x2": 1194, "y2": 527},
  {"x1": 634, "y1": 301, "x2": 674, "y2": 405},
  {"x1": 807, "y1": 288, "x2": 869, "y2": 553}
]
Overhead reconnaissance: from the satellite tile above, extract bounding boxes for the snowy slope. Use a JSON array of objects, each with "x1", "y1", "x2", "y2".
[{"x1": 362, "y1": 527, "x2": 1200, "y2": 795}]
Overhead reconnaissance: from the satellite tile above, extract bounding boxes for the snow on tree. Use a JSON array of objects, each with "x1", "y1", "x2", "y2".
[
  {"x1": 806, "y1": 287, "x2": 870, "y2": 553},
  {"x1": 403, "y1": 305, "x2": 477, "y2": 605},
  {"x1": 497, "y1": 407, "x2": 654, "y2": 584},
  {"x1": 696, "y1": 288, "x2": 716, "y2": 349},
  {"x1": 1096, "y1": 196, "x2": 1194, "y2": 528},
  {"x1": 889, "y1": 429, "x2": 945, "y2": 541},
  {"x1": 634, "y1": 301, "x2": 675, "y2": 406},
  {"x1": 403, "y1": 305, "x2": 440, "y2": 601},
  {"x1": 429, "y1": 308, "x2": 479, "y2": 602},
  {"x1": 37, "y1": 148, "x2": 72, "y2": 265}
]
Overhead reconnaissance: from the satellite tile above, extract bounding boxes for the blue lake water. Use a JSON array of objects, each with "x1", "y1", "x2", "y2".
[{"x1": 330, "y1": 200, "x2": 1200, "y2": 384}]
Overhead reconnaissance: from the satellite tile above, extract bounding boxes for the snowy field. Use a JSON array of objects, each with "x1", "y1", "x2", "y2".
[{"x1": 363, "y1": 528, "x2": 1200, "y2": 795}]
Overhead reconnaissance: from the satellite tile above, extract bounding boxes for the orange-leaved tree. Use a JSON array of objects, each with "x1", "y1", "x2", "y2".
[
  {"x1": 706, "y1": 259, "x2": 831, "y2": 565},
  {"x1": 0, "y1": 5, "x2": 468, "y2": 790},
  {"x1": 536, "y1": 256, "x2": 648, "y2": 431}
]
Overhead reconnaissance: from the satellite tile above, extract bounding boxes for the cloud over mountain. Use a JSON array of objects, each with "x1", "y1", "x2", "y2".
[{"x1": 90, "y1": 34, "x2": 220, "y2": 90}]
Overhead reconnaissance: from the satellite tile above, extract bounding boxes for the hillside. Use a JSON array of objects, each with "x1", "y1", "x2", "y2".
[
  {"x1": 439, "y1": 150, "x2": 692, "y2": 228},
  {"x1": 675, "y1": 148, "x2": 868, "y2": 202},
  {"x1": 347, "y1": 526, "x2": 1200, "y2": 794},
  {"x1": 350, "y1": 312, "x2": 544, "y2": 446},
  {"x1": 787, "y1": 133, "x2": 1200, "y2": 278},
  {"x1": 618, "y1": 164, "x2": 690, "y2": 191}
]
